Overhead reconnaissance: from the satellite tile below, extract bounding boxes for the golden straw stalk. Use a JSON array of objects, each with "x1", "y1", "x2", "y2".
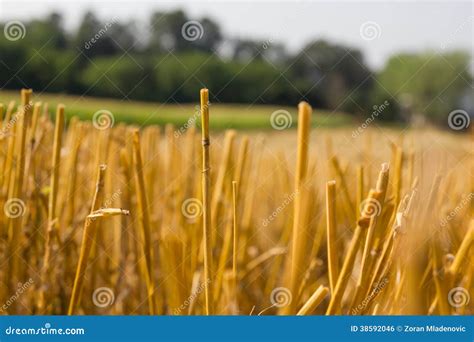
[
  {"x1": 210, "y1": 129, "x2": 235, "y2": 246},
  {"x1": 38, "y1": 104, "x2": 65, "y2": 313},
  {"x1": 448, "y1": 221, "x2": 474, "y2": 275},
  {"x1": 392, "y1": 147, "x2": 403, "y2": 206},
  {"x1": 297, "y1": 285, "x2": 329, "y2": 315},
  {"x1": 330, "y1": 156, "x2": 355, "y2": 222},
  {"x1": 286, "y1": 101, "x2": 311, "y2": 314},
  {"x1": 326, "y1": 180, "x2": 338, "y2": 294},
  {"x1": 68, "y1": 165, "x2": 107, "y2": 315},
  {"x1": 132, "y1": 130, "x2": 156, "y2": 315},
  {"x1": 7, "y1": 90, "x2": 31, "y2": 291},
  {"x1": 356, "y1": 165, "x2": 364, "y2": 219},
  {"x1": 326, "y1": 189, "x2": 382, "y2": 315},
  {"x1": 200, "y1": 88, "x2": 214, "y2": 315},
  {"x1": 232, "y1": 180, "x2": 238, "y2": 279}
]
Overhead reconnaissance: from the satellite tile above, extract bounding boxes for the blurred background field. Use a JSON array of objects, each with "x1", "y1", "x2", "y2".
[
  {"x1": 0, "y1": 90, "x2": 351, "y2": 129},
  {"x1": 0, "y1": 1, "x2": 472, "y2": 130}
]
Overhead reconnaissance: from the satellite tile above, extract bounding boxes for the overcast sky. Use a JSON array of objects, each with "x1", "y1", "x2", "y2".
[{"x1": 0, "y1": 0, "x2": 472, "y2": 70}]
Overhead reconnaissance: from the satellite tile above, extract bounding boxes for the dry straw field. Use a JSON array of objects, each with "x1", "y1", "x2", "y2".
[{"x1": 0, "y1": 88, "x2": 472, "y2": 315}]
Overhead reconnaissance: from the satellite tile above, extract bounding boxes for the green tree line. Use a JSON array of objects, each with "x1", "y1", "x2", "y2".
[{"x1": 0, "y1": 10, "x2": 471, "y2": 124}]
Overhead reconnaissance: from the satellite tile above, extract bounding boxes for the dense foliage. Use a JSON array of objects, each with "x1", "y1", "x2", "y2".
[{"x1": 0, "y1": 10, "x2": 471, "y2": 123}]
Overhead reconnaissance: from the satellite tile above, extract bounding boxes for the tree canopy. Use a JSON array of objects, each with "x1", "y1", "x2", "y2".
[{"x1": 0, "y1": 10, "x2": 471, "y2": 126}]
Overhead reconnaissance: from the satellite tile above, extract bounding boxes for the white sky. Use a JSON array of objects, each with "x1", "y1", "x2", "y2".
[{"x1": 0, "y1": 0, "x2": 472, "y2": 70}]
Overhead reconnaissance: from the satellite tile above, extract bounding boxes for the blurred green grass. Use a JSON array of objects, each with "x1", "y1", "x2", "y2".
[{"x1": 0, "y1": 90, "x2": 352, "y2": 130}]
